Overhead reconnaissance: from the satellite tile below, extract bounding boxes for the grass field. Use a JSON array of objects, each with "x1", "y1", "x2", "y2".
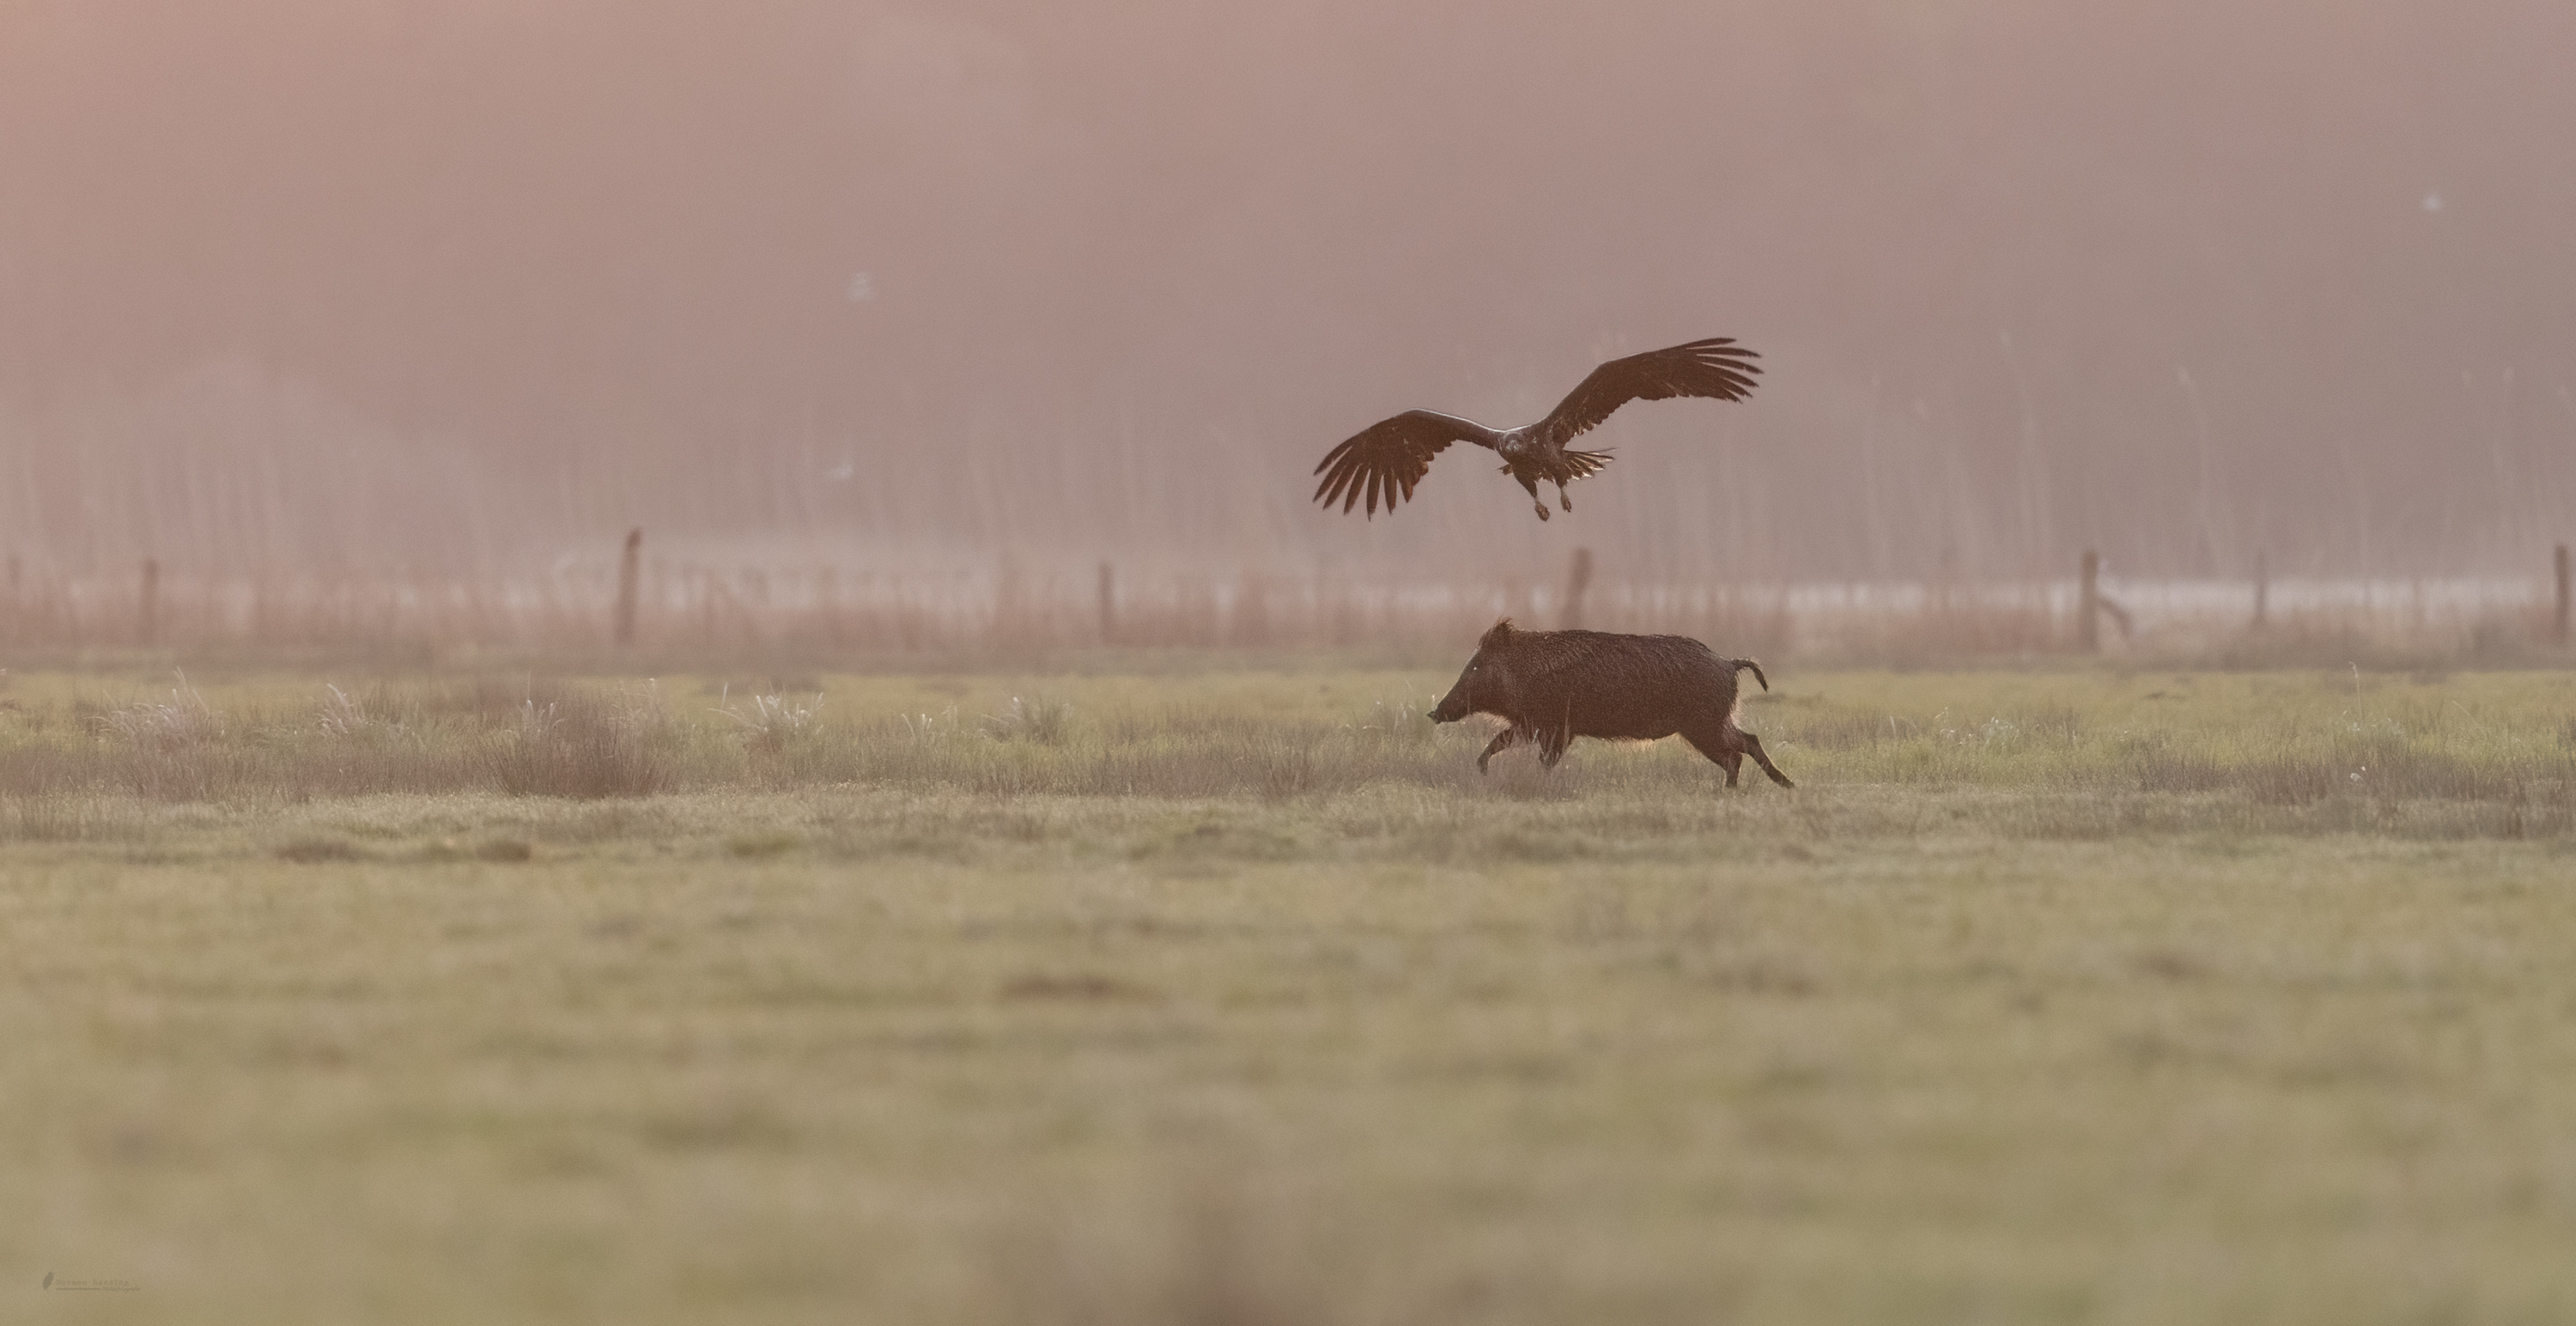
[{"x1": 8, "y1": 663, "x2": 2576, "y2": 1323}]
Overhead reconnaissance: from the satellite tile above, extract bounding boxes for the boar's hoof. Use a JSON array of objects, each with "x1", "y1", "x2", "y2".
[{"x1": 1534, "y1": 502, "x2": 1551, "y2": 521}]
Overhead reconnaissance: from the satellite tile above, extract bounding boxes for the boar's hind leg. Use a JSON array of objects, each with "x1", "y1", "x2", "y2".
[
  {"x1": 1685, "y1": 724, "x2": 1794, "y2": 789},
  {"x1": 1736, "y1": 731, "x2": 1795, "y2": 788},
  {"x1": 1681, "y1": 729, "x2": 1745, "y2": 787},
  {"x1": 1476, "y1": 727, "x2": 1519, "y2": 774}
]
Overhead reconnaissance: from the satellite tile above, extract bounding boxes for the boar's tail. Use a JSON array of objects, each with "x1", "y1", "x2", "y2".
[{"x1": 1728, "y1": 658, "x2": 1771, "y2": 692}]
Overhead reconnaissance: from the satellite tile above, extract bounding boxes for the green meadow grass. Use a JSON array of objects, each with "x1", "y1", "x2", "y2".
[
  {"x1": 6, "y1": 664, "x2": 2576, "y2": 1323},
  {"x1": 5, "y1": 665, "x2": 2574, "y2": 820}
]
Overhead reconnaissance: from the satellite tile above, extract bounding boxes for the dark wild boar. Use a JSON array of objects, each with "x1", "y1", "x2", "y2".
[{"x1": 1429, "y1": 619, "x2": 1793, "y2": 788}]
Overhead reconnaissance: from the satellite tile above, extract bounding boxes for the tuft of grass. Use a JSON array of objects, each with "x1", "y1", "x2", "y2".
[
  {"x1": 982, "y1": 694, "x2": 1073, "y2": 745},
  {"x1": 714, "y1": 686, "x2": 824, "y2": 757},
  {"x1": 314, "y1": 683, "x2": 376, "y2": 739},
  {"x1": 99, "y1": 686, "x2": 221, "y2": 751},
  {"x1": 483, "y1": 686, "x2": 677, "y2": 799}
]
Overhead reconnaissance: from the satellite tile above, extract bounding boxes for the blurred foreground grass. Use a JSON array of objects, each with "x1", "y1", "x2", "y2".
[{"x1": 8, "y1": 666, "x2": 2576, "y2": 1323}]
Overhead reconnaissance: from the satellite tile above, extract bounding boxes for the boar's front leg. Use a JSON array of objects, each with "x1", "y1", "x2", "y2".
[
  {"x1": 1476, "y1": 727, "x2": 1519, "y2": 774},
  {"x1": 1535, "y1": 717, "x2": 1572, "y2": 769}
]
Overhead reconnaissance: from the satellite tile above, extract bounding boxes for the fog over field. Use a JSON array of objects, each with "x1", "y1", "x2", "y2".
[{"x1": 4, "y1": 1, "x2": 2573, "y2": 583}]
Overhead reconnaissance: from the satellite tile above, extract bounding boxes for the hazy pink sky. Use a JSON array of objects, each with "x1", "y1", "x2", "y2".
[{"x1": 3, "y1": 1, "x2": 2572, "y2": 577}]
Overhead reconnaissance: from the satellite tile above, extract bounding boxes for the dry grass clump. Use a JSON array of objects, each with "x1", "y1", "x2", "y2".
[
  {"x1": 714, "y1": 685, "x2": 825, "y2": 756},
  {"x1": 95, "y1": 672, "x2": 224, "y2": 749},
  {"x1": 483, "y1": 687, "x2": 678, "y2": 798},
  {"x1": 981, "y1": 694, "x2": 1073, "y2": 745}
]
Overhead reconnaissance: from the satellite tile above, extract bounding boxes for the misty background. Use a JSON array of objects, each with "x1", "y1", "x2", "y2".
[{"x1": 4, "y1": 1, "x2": 2573, "y2": 588}]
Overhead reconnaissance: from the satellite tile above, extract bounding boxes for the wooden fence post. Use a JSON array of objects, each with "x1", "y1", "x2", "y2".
[
  {"x1": 2252, "y1": 550, "x2": 2268, "y2": 630},
  {"x1": 613, "y1": 528, "x2": 641, "y2": 648},
  {"x1": 1097, "y1": 562, "x2": 1115, "y2": 644},
  {"x1": 1562, "y1": 547, "x2": 1595, "y2": 630}
]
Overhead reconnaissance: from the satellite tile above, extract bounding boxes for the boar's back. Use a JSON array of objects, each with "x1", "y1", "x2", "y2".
[{"x1": 1492, "y1": 630, "x2": 1740, "y2": 740}]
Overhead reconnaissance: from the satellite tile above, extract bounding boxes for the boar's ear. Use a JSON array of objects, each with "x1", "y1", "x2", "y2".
[{"x1": 1479, "y1": 617, "x2": 1516, "y2": 650}]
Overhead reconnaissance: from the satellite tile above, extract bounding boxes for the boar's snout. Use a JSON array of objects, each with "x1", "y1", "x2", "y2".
[{"x1": 1432, "y1": 645, "x2": 1499, "y2": 724}]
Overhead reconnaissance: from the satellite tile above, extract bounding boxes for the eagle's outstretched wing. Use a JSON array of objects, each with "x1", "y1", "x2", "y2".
[
  {"x1": 1311, "y1": 410, "x2": 1501, "y2": 517},
  {"x1": 1534, "y1": 338, "x2": 1761, "y2": 447}
]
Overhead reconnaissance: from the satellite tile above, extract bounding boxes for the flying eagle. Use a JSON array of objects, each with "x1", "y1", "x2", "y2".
[{"x1": 1312, "y1": 338, "x2": 1761, "y2": 520}]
